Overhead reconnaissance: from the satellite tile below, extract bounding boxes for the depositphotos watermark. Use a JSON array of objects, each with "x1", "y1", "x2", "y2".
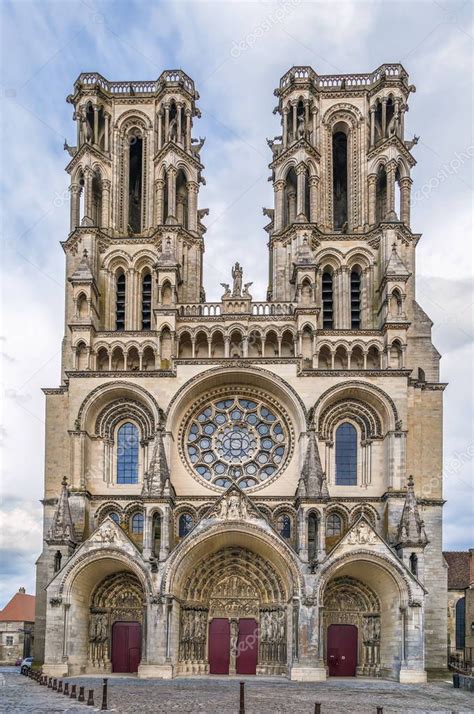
[
  {"x1": 230, "y1": 0, "x2": 300, "y2": 58},
  {"x1": 412, "y1": 145, "x2": 474, "y2": 206}
]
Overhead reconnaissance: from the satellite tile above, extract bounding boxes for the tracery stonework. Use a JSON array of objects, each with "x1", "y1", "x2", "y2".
[{"x1": 37, "y1": 64, "x2": 446, "y2": 685}]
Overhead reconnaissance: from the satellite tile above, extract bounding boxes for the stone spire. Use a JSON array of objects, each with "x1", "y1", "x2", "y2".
[
  {"x1": 397, "y1": 475, "x2": 428, "y2": 547},
  {"x1": 297, "y1": 428, "x2": 329, "y2": 498},
  {"x1": 46, "y1": 477, "x2": 77, "y2": 545},
  {"x1": 385, "y1": 243, "x2": 410, "y2": 278},
  {"x1": 70, "y1": 248, "x2": 93, "y2": 282},
  {"x1": 142, "y1": 427, "x2": 173, "y2": 497}
]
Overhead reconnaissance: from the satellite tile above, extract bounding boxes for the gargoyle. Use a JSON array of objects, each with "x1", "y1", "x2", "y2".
[
  {"x1": 64, "y1": 140, "x2": 76, "y2": 157},
  {"x1": 405, "y1": 135, "x2": 419, "y2": 150}
]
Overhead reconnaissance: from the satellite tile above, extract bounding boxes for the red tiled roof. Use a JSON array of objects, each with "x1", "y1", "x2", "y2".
[
  {"x1": 0, "y1": 592, "x2": 35, "y2": 623},
  {"x1": 443, "y1": 551, "x2": 470, "y2": 590}
]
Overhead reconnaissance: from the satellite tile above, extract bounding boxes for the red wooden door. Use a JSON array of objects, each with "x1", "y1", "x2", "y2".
[
  {"x1": 236, "y1": 618, "x2": 258, "y2": 675},
  {"x1": 208, "y1": 618, "x2": 230, "y2": 674},
  {"x1": 327, "y1": 624, "x2": 357, "y2": 676},
  {"x1": 111, "y1": 621, "x2": 142, "y2": 673}
]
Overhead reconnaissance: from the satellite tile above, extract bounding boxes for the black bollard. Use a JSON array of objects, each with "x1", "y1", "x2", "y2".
[
  {"x1": 52, "y1": 678, "x2": 57, "y2": 691},
  {"x1": 70, "y1": 684, "x2": 77, "y2": 699},
  {"x1": 315, "y1": 704, "x2": 321, "y2": 714},
  {"x1": 239, "y1": 681, "x2": 245, "y2": 714},
  {"x1": 48, "y1": 677, "x2": 52, "y2": 688},
  {"x1": 78, "y1": 685, "x2": 85, "y2": 702},
  {"x1": 377, "y1": 708, "x2": 383, "y2": 714},
  {"x1": 64, "y1": 682, "x2": 69, "y2": 696},
  {"x1": 58, "y1": 680, "x2": 63, "y2": 693},
  {"x1": 101, "y1": 678, "x2": 108, "y2": 711},
  {"x1": 87, "y1": 689, "x2": 95, "y2": 706}
]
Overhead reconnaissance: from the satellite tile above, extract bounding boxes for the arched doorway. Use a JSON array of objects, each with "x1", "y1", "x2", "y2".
[
  {"x1": 176, "y1": 545, "x2": 289, "y2": 676},
  {"x1": 89, "y1": 571, "x2": 144, "y2": 673},
  {"x1": 323, "y1": 576, "x2": 381, "y2": 677}
]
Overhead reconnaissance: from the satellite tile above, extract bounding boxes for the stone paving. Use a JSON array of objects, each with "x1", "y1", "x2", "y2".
[{"x1": 0, "y1": 668, "x2": 473, "y2": 713}]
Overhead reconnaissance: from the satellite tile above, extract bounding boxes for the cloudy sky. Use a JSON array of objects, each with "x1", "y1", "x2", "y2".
[{"x1": 0, "y1": 0, "x2": 473, "y2": 607}]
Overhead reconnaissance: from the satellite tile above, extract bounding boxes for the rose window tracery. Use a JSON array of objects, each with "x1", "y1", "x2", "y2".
[{"x1": 184, "y1": 395, "x2": 290, "y2": 490}]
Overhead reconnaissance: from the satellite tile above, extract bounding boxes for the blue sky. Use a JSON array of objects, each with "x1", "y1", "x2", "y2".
[{"x1": 0, "y1": 0, "x2": 473, "y2": 607}]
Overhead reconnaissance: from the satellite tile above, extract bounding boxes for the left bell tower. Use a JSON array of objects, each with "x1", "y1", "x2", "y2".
[{"x1": 60, "y1": 71, "x2": 207, "y2": 376}]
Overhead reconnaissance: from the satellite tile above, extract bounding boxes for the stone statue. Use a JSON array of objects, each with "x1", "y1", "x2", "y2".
[
  {"x1": 80, "y1": 114, "x2": 93, "y2": 145},
  {"x1": 297, "y1": 113, "x2": 305, "y2": 139},
  {"x1": 242, "y1": 282, "x2": 253, "y2": 298},
  {"x1": 220, "y1": 283, "x2": 231, "y2": 298},
  {"x1": 217, "y1": 497, "x2": 228, "y2": 519},
  {"x1": 232, "y1": 262, "x2": 243, "y2": 296},
  {"x1": 191, "y1": 137, "x2": 206, "y2": 156},
  {"x1": 168, "y1": 117, "x2": 178, "y2": 142},
  {"x1": 227, "y1": 493, "x2": 241, "y2": 520}
]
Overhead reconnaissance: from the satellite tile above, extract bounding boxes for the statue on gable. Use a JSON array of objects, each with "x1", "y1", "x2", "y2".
[{"x1": 232, "y1": 262, "x2": 243, "y2": 296}]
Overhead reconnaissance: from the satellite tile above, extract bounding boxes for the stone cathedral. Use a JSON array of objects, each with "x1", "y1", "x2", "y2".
[{"x1": 36, "y1": 64, "x2": 447, "y2": 683}]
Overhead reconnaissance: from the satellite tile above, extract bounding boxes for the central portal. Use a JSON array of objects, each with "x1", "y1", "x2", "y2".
[
  {"x1": 208, "y1": 618, "x2": 258, "y2": 675},
  {"x1": 176, "y1": 545, "x2": 289, "y2": 676}
]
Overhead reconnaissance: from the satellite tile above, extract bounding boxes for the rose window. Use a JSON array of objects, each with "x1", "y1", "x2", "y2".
[{"x1": 185, "y1": 396, "x2": 289, "y2": 489}]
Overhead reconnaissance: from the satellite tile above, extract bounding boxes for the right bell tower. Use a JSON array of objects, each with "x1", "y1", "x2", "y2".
[{"x1": 265, "y1": 64, "x2": 416, "y2": 305}]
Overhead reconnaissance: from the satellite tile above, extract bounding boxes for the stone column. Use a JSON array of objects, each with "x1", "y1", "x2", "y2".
[
  {"x1": 154, "y1": 178, "x2": 165, "y2": 225},
  {"x1": 187, "y1": 181, "x2": 199, "y2": 233},
  {"x1": 224, "y1": 336, "x2": 230, "y2": 358},
  {"x1": 101, "y1": 179, "x2": 111, "y2": 228},
  {"x1": 282, "y1": 107, "x2": 289, "y2": 149},
  {"x1": 167, "y1": 166, "x2": 177, "y2": 220},
  {"x1": 369, "y1": 106, "x2": 375, "y2": 148},
  {"x1": 399, "y1": 604, "x2": 427, "y2": 682},
  {"x1": 83, "y1": 168, "x2": 93, "y2": 221},
  {"x1": 176, "y1": 102, "x2": 183, "y2": 145},
  {"x1": 309, "y1": 176, "x2": 319, "y2": 223},
  {"x1": 157, "y1": 110, "x2": 163, "y2": 150},
  {"x1": 288, "y1": 190, "x2": 297, "y2": 224},
  {"x1": 93, "y1": 105, "x2": 99, "y2": 146},
  {"x1": 296, "y1": 163, "x2": 306, "y2": 218},
  {"x1": 292, "y1": 102, "x2": 297, "y2": 143},
  {"x1": 126, "y1": 269, "x2": 136, "y2": 330},
  {"x1": 185, "y1": 109, "x2": 192, "y2": 151},
  {"x1": 304, "y1": 100, "x2": 310, "y2": 138},
  {"x1": 343, "y1": 267, "x2": 351, "y2": 328},
  {"x1": 176, "y1": 195, "x2": 186, "y2": 225},
  {"x1": 311, "y1": 106, "x2": 318, "y2": 147},
  {"x1": 159, "y1": 504, "x2": 171, "y2": 560},
  {"x1": 164, "y1": 104, "x2": 170, "y2": 143},
  {"x1": 381, "y1": 98, "x2": 388, "y2": 139},
  {"x1": 70, "y1": 183, "x2": 81, "y2": 231},
  {"x1": 386, "y1": 161, "x2": 396, "y2": 216},
  {"x1": 367, "y1": 174, "x2": 376, "y2": 225},
  {"x1": 400, "y1": 177, "x2": 412, "y2": 225},
  {"x1": 104, "y1": 113, "x2": 110, "y2": 152},
  {"x1": 274, "y1": 180, "x2": 286, "y2": 231}
]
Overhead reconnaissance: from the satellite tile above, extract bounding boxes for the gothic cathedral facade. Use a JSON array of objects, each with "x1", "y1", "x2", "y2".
[{"x1": 36, "y1": 65, "x2": 447, "y2": 682}]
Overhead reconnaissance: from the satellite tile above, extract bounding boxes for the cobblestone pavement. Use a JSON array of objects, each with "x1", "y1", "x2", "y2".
[{"x1": 0, "y1": 669, "x2": 473, "y2": 714}]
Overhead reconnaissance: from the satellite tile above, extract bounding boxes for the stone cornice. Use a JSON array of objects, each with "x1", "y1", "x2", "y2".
[
  {"x1": 65, "y1": 370, "x2": 176, "y2": 378},
  {"x1": 368, "y1": 134, "x2": 416, "y2": 167},
  {"x1": 269, "y1": 137, "x2": 320, "y2": 170},
  {"x1": 42, "y1": 386, "x2": 68, "y2": 395},
  {"x1": 408, "y1": 380, "x2": 447, "y2": 391},
  {"x1": 153, "y1": 141, "x2": 204, "y2": 171},
  {"x1": 175, "y1": 357, "x2": 299, "y2": 366},
  {"x1": 298, "y1": 369, "x2": 411, "y2": 378},
  {"x1": 65, "y1": 142, "x2": 111, "y2": 174},
  {"x1": 62, "y1": 227, "x2": 111, "y2": 255}
]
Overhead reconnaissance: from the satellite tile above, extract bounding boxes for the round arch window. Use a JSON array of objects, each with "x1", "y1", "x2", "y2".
[{"x1": 183, "y1": 392, "x2": 291, "y2": 491}]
